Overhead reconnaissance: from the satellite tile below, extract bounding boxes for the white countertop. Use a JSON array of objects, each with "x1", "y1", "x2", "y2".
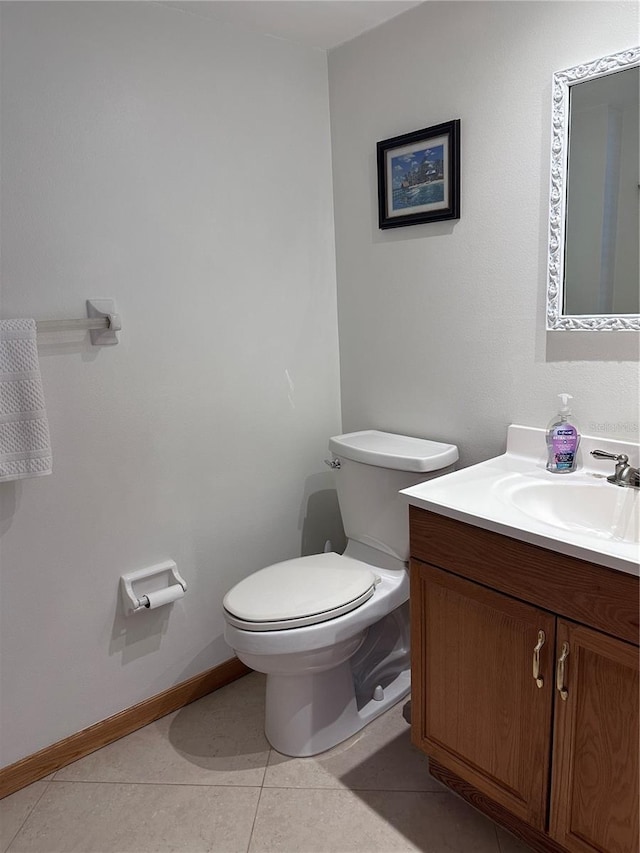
[{"x1": 400, "y1": 425, "x2": 640, "y2": 577}]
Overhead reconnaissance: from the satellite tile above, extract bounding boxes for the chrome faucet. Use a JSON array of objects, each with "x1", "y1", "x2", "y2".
[{"x1": 591, "y1": 450, "x2": 640, "y2": 489}]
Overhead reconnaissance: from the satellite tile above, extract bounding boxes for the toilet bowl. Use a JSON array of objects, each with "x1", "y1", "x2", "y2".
[{"x1": 223, "y1": 430, "x2": 458, "y2": 757}]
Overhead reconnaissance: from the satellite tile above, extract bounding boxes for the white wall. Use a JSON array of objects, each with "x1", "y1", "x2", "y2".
[
  {"x1": 0, "y1": 2, "x2": 342, "y2": 767},
  {"x1": 328, "y1": 1, "x2": 639, "y2": 467}
]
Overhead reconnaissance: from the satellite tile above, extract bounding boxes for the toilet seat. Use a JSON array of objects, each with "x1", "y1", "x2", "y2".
[{"x1": 223, "y1": 552, "x2": 380, "y2": 631}]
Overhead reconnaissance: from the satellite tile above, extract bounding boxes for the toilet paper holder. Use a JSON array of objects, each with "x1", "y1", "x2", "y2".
[{"x1": 120, "y1": 560, "x2": 187, "y2": 614}]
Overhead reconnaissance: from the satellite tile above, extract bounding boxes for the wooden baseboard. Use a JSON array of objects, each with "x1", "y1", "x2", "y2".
[{"x1": 0, "y1": 657, "x2": 251, "y2": 800}]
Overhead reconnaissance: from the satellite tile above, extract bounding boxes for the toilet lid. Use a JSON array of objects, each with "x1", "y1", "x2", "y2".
[{"x1": 223, "y1": 552, "x2": 380, "y2": 631}]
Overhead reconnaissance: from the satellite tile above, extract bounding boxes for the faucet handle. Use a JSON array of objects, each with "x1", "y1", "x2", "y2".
[
  {"x1": 591, "y1": 450, "x2": 638, "y2": 489},
  {"x1": 591, "y1": 450, "x2": 629, "y2": 464}
]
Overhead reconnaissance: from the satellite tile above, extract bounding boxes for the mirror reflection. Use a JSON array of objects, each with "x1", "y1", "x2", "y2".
[{"x1": 564, "y1": 66, "x2": 639, "y2": 316}]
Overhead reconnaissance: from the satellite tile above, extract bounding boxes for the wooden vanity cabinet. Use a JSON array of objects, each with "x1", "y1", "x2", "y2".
[
  {"x1": 550, "y1": 621, "x2": 639, "y2": 853},
  {"x1": 417, "y1": 563, "x2": 556, "y2": 829},
  {"x1": 409, "y1": 506, "x2": 639, "y2": 853}
]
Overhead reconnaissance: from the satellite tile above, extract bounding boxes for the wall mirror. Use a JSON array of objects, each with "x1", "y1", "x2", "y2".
[{"x1": 546, "y1": 47, "x2": 640, "y2": 331}]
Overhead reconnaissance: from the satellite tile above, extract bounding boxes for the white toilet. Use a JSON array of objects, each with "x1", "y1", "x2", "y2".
[{"x1": 223, "y1": 430, "x2": 458, "y2": 757}]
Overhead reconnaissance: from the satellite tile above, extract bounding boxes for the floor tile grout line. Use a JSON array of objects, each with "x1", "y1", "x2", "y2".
[
  {"x1": 261, "y1": 786, "x2": 451, "y2": 794},
  {"x1": 3, "y1": 776, "x2": 53, "y2": 853},
  {"x1": 43, "y1": 778, "x2": 266, "y2": 789},
  {"x1": 258, "y1": 748, "x2": 272, "y2": 788},
  {"x1": 245, "y1": 785, "x2": 265, "y2": 853},
  {"x1": 43, "y1": 777, "x2": 450, "y2": 794}
]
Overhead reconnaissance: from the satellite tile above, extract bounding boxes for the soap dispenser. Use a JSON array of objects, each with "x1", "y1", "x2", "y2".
[{"x1": 546, "y1": 393, "x2": 580, "y2": 473}]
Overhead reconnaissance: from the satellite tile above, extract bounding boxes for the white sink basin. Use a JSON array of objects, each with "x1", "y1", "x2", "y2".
[
  {"x1": 400, "y1": 425, "x2": 640, "y2": 576},
  {"x1": 500, "y1": 479, "x2": 639, "y2": 544}
]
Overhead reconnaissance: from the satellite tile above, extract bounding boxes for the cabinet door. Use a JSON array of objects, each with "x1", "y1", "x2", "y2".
[
  {"x1": 411, "y1": 561, "x2": 556, "y2": 829},
  {"x1": 551, "y1": 620, "x2": 639, "y2": 853}
]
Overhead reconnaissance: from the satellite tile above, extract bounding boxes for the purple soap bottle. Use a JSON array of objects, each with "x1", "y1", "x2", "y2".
[{"x1": 546, "y1": 394, "x2": 580, "y2": 474}]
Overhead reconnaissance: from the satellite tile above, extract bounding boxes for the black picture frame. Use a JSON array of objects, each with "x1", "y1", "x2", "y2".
[{"x1": 377, "y1": 119, "x2": 460, "y2": 229}]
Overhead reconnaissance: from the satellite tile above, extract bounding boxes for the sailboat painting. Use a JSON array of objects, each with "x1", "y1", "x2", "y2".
[
  {"x1": 377, "y1": 120, "x2": 460, "y2": 229},
  {"x1": 391, "y1": 144, "x2": 445, "y2": 210}
]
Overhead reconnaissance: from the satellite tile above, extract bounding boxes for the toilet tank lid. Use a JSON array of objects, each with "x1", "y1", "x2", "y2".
[{"x1": 329, "y1": 430, "x2": 458, "y2": 472}]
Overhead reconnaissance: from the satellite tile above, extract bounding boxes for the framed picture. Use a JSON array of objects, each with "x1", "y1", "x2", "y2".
[{"x1": 377, "y1": 119, "x2": 460, "y2": 229}]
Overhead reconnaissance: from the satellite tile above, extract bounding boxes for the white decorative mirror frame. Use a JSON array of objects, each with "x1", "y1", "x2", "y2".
[{"x1": 546, "y1": 47, "x2": 640, "y2": 331}]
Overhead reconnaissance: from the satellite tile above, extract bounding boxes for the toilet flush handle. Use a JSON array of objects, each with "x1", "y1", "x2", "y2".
[{"x1": 324, "y1": 458, "x2": 341, "y2": 469}]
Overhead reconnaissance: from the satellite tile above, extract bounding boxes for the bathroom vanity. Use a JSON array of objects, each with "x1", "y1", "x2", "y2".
[{"x1": 402, "y1": 426, "x2": 639, "y2": 853}]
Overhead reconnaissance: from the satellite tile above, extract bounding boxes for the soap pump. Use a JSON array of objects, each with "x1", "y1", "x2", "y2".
[{"x1": 546, "y1": 393, "x2": 580, "y2": 473}]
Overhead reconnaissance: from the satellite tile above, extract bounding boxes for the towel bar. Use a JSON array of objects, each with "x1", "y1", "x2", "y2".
[
  {"x1": 36, "y1": 299, "x2": 121, "y2": 345},
  {"x1": 36, "y1": 317, "x2": 113, "y2": 332}
]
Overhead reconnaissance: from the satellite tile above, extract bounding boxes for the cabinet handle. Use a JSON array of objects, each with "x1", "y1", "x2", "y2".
[
  {"x1": 533, "y1": 630, "x2": 546, "y2": 688},
  {"x1": 556, "y1": 642, "x2": 570, "y2": 701}
]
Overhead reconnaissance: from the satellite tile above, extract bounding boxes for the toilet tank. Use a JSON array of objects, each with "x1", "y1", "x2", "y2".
[{"x1": 328, "y1": 430, "x2": 458, "y2": 563}]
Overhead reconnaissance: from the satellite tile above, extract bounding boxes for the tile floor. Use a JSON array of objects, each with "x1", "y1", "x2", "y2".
[{"x1": 1, "y1": 673, "x2": 535, "y2": 853}]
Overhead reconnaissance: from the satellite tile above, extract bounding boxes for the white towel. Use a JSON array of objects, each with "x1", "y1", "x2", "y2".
[{"x1": 0, "y1": 319, "x2": 52, "y2": 482}]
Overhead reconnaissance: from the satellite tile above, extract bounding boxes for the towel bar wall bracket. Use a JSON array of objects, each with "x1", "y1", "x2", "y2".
[
  {"x1": 86, "y1": 298, "x2": 120, "y2": 346},
  {"x1": 35, "y1": 298, "x2": 121, "y2": 345}
]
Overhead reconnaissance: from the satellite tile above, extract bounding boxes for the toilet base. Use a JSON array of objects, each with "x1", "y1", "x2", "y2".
[
  {"x1": 227, "y1": 577, "x2": 412, "y2": 757},
  {"x1": 264, "y1": 661, "x2": 410, "y2": 757}
]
